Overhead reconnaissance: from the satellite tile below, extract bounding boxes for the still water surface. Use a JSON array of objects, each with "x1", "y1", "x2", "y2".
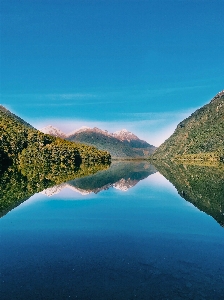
[{"x1": 1, "y1": 162, "x2": 224, "y2": 299}]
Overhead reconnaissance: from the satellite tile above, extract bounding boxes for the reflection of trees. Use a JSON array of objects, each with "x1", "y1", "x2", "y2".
[
  {"x1": 154, "y1": 161, "x2": 224, "y2": 226},
  {"x1": 67, "y1": 161, "x2": 157, "y2": 193},
  {"x1": 0, "y1": 162, "x2": 110, "y2": 218}
]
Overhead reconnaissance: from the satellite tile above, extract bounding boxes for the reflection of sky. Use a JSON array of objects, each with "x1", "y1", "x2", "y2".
[
  {"x1": 18, "y1": 171, "x2": 176, "y2": 203},
  {"x1": 3, "y1": 170, "x2": 213, "y2": 227},
  {"x1": 0, "y1": 167, "x2": 209, "y2": 243},
  {"x1": 1, "y1": 166, "x2": 224, "y2": 299}
]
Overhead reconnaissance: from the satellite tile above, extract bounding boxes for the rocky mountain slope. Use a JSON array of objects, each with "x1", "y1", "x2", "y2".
[
  {"x1": 113, "y1": 129, "x2": 151, "y2": 149},
  {"x1": 152, "y1": 91, "x2": 224, "y2": 161},
  {"x1": 41, "y1": 126, "x2": 156, "y2": 158},
  {"x1": 67, "y1": 128, "x2": 139, "y2": 158}
]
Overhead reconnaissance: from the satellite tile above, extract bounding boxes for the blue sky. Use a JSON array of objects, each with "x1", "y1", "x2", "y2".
[{"x1": 1, "y1": 0, "x2": 223, "y2": 145}]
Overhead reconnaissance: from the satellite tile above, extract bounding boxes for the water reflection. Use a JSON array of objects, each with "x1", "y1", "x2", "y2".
[
  {"x1": 154, "y1": 161, "x2": 224, "y2": 226},
  {"x1": 1, "y1": 159, "x2": 224, "y2": 226},
  {"x1": 42, "y1": 161, "x2": 157, "y2": 196},
  {"x1": 0, "y1": 162, "x2": 110, "y2": 217},
  {"x1": 1, "y1": 160, "x2": 224, "y2": 299}
]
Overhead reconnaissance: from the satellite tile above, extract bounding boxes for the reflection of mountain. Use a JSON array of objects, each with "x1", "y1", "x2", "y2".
[
  {"x1": 0, "y1": 163, "x2": 110, "y2": 218},
  {"x1": 42, "y1": 161, "x2": 157, "y2": 196},
  {"x1": 154, "y1": 161, "x2": 224, "y2": 226},
  {"x1": 113, "y1": 178, "x2": 138, "y2": 191},
  {"x1": 41, "y1": 183, "x2": 91, "y2": 196}
]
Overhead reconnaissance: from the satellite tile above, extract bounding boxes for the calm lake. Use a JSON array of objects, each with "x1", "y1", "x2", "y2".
[{"x1": 1, "y1": 161, "x2": 224, "y2": 299}]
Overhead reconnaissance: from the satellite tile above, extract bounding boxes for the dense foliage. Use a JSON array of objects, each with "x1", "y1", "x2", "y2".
[
  {"x1": 0, "y1": 105, "x2": 111, "y2": 170},
  {"x1": 154, "y1": 160, "x2": 224, "y2": 226},
  {"x1": 0, "y1": 160, "x2": 155, "y2": 217},
  {"x1": 152, "y1": 92, "x2": 224, "y2": 161},
  {"x1": 67, "y1": 161, "x2": 157, "y2": 193},
  {"x1": 0, "y1": 105, "x2": 112, "y2": 216},
  {"x1": 0, "y1": 106, "x2": 33, "y2": 165},
  {"x1": 0, "y1": 163, "x2": 110, "y2": 218}
]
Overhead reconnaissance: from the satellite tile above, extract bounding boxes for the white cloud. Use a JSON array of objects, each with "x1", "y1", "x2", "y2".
[{"x1": 1, "y1": 82, "x2": 209, "y2": 104}]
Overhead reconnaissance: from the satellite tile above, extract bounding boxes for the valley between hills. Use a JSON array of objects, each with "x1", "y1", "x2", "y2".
[
  {"x1": 0, "y1": 91, "x2": 223, "y2": 224},
  {"x1": 0, "y1": 90, "x2": 223, "y2": 172},
  {"x1": 41, "y1": 90, "x2": 224, "y2": 163}
]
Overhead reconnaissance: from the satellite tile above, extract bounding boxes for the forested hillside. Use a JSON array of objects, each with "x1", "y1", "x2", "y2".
[
  {"x1": 152, "y1": 91, "x2": 224, "y2": 162},
  {"x1": 0, "y1": 106, "x2": 111, "y2": 170}
]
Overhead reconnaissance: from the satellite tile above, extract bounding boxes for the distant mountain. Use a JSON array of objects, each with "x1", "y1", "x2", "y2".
[
  {"x1": 41, "y1": 126, "x2": 156, "y2": 158},
  {"x1": 152, "y1": 91, "x2": 224, "y2": 162},
  {"x1": 40, "y1": 125, "x2": 67, "y2": 138},
  {"x1": 113, "y1": 128, "x2": 140, "y2": 141},
  {"x1": 113, "y1": 129, "x2": 153, "y2": 149},
  {"x1": 67, "y1": 126, "x2": 110, "y2": 138},
  {"x1": 67, "y1": 126, "x2": 91, "y2": 136},
  {"x1": 67, "y1": 128, "x2": 139, "y2": 158}
]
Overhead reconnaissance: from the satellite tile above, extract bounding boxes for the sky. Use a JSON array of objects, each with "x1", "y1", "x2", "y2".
[{"x1": 1, "y1": 0, "x2": 224, "y2": 146}]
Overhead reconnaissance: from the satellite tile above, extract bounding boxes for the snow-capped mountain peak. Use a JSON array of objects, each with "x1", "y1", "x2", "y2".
[
  {"x1": 112, "y1": 128, "x2": 139, "y2": 142},
  {"x1": 39, "y1": 125, "x2": 152, "y2": 150},
  {"x1": 114, "y1": 129, "x2": 129, "y2": 134},
  {"x1": 40, "y1": 125, "x2": 67, "y2": 138},
  {"x1": 67, "y1": 126, "x2": 91, "y2": 136}
]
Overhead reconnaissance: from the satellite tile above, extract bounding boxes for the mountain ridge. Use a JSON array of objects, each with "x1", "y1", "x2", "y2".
[
  {"x1": 40, "y1": 126, "x2": 156, "y2": 158},
  {"x1": 41, "y1": 125, "x2": 149, "y2": 142}
]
